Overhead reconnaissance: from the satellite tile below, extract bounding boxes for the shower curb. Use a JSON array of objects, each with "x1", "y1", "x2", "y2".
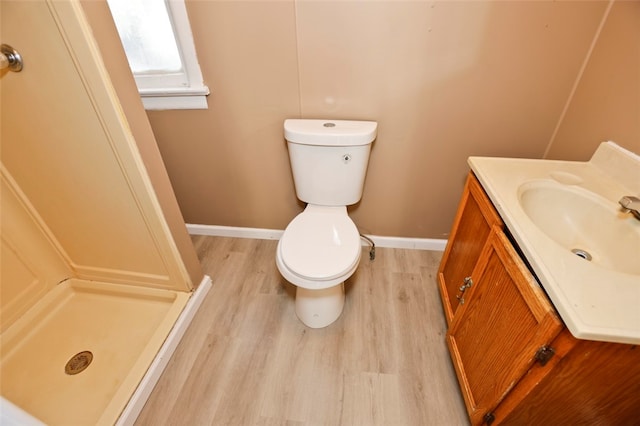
[{"x1": 115, "y1": 275, "x2": 213, "y2": 426}]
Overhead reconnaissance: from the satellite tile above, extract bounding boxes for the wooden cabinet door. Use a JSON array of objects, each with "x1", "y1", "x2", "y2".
[
  {"x1": 438, "y1": 173, "x2": 502, "y2": 325},
  {"x1": 446, "y1": 228, "x2": 562, "y2": 425}
]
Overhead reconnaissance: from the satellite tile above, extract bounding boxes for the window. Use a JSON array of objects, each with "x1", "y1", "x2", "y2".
[{"x1": 107, "y1": 0, "x2": 209, "y2": 110}]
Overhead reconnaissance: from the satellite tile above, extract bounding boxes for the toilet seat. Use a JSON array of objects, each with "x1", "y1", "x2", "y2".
[{"x1": 279, "y1": 205, "x2": 361, "y2": 282}]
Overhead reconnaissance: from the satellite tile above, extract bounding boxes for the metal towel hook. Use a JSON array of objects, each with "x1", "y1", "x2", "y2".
[{"x1": 1, "y1": 44, "x2": 23, "y2": 72}]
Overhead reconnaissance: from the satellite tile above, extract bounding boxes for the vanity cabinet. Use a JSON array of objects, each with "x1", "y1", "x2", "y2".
[
  {"x1": 437, "y1": 173, "x2": 502, "y2": 325},
  {"x1": 447, "y1": 227, "x2": 563, "y2": 425},
  {"x1": 440, "y1": 172, "x2": 640, "y2": 425}
]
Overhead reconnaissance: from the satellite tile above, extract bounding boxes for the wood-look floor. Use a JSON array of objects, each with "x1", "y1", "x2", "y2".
[{"x1": 135, "y1": 236, "x2": 469, "y2": 426}]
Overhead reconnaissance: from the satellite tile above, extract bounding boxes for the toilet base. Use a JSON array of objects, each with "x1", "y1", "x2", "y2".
[{"x1": 295, "y1": 283, "x2": 345, "y2": 328}]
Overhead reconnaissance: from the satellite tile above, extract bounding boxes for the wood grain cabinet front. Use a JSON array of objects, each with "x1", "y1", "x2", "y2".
[
  {"x1": 447, "y1": 227, "x2": 562, "y2": 425},
  {"x1": 437, "y1": 173, "x2": 502, "y2": 325},
  {"x1": 439, "y1": 171, "x2": 640, "y2": 425}
]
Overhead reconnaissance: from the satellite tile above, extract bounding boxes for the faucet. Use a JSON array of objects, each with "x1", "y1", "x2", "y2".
[{"x1": 619, "y1": 196, "x2": 640, "y2": 220}]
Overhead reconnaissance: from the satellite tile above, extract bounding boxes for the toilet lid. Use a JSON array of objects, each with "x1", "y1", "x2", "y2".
[{"x1": 280, "y1": 208, "x2": 361, "y2": 281}]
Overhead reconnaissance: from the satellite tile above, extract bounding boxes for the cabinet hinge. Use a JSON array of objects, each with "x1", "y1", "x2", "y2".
[
  {"x1": 534, "y1": 345, "x2": 555, "y2": 366},
  {"x1": 483, "y1": 412, "x2": 495, "y2": 425}
]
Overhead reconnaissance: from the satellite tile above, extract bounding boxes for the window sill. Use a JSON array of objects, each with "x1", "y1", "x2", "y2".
[{"x1": 140, "y1": 86, "x2": 209, "y2": 110}]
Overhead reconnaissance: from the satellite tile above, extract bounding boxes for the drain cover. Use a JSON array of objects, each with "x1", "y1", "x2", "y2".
[
  {"x1": 571, "y1": 248, "x2": 592, "y2": 261},
  {"x1": 65, "y1": 351, "x2": 93, "y2": 375}
]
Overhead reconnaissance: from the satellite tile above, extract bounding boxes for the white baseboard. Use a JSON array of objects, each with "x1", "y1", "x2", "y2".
[
  {"x1": 186, "y1": 223, "x2": 447, "y2": 252},
  {"x1": 187, "y1": 224, "x2": 283, "y2": 240},
  {"x1": 116, "y1": 275, "x2": 213, "y2": 426},
  {"x1": 366, "y1": 234, "x2": 447, "y2": 251}
]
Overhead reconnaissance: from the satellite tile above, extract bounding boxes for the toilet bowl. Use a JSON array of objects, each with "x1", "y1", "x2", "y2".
[
  {"x1": 276, "y1": 205, "x2": 361, "y2": 328},
  {"x1": 277, "y1": 119, "x2": 377, "y2": 328}
]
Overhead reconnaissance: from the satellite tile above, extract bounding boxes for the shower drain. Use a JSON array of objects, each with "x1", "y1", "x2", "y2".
[
  {"x1": 571, "y1": 248, "x2": 592, "y2": 261},
  {"x1": 65, "y1": 351, "x2": 93, "y2": 375}
]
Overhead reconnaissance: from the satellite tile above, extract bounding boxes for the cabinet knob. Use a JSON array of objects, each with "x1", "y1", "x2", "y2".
[{"x1": 456, "y1": 276, "x2": 473, "y2": 304}]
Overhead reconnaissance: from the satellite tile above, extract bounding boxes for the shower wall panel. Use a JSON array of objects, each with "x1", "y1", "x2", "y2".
[
  {"x1": 0, "y1": 168, "x2": 72, "y2": 332},
  {"x1": 0, "y1": 1, "x2": 192, "y2": 291}
]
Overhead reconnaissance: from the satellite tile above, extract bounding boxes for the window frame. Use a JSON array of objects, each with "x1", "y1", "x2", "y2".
[{"x1": 109, "y1": 0, "x2": 209, "y2": 110}]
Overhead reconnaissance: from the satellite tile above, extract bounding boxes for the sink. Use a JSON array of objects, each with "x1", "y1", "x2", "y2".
[
  {"x1": 518, "y1": 180, "x2": 640, "y2": 276},
  {"x1": 469, "y1": 142, "x2": 640, "y2": 344}
]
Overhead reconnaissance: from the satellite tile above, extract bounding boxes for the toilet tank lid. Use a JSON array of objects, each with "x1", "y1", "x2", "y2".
[{"x1": 284, "y1": 119, "x2": 377, "y2": 146}]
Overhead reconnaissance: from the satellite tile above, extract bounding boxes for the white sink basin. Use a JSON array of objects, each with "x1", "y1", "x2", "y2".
[
  {"x1": 468, "y1": 142, "x2": 640, "y2": 345},
  {"x1": 518, "y1": 181, "x2": 640, "y2": 276}
]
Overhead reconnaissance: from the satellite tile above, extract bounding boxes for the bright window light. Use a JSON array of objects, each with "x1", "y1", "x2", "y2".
[{"x1": 107, "y1": 0, "x2": 209, "y2": 110}]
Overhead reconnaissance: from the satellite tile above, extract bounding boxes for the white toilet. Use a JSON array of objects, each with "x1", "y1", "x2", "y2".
[{"x1": 276, "y1": 119, "x2": 377, "y2": 328}]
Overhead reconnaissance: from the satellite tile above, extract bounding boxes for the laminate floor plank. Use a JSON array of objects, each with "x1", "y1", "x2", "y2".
[{"x1": 135, "y1": 236, "x2": 468, "y2": 426}]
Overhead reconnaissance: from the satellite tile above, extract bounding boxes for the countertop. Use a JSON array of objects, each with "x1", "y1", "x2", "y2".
[{"x1": 468, "y1": 142, "x2": 640, "y2": 345}]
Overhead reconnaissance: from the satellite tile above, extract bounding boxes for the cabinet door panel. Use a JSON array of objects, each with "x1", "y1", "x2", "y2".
[
  {"x1": 438, "y1": 173, "x2": 502, "y2": 324},
  {"x1": 447, "y1": 228, "x2": 562, "y2": 425}
]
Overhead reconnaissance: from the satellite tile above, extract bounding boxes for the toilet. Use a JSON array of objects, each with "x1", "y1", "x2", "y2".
[{"x1": 276, "y1": 119, "x2": 377, "y2": 328}]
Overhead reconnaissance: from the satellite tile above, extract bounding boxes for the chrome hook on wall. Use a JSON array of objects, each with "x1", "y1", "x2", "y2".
[{"x1": 1, "y1": 44, "x2": 23, "y2": 72}]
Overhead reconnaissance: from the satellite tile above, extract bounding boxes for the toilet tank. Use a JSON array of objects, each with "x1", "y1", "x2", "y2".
[{"x1": 284, "y1": 119, "x2": 377, "y2": 206}]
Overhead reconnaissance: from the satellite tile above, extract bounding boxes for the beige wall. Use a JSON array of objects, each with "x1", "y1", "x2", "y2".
[
  {"x1": 137, "y1": 1, "x2": 634, "y2": 239},
  {"x1": 546, "y1": 0, "x2": 640, "y2": 160}
]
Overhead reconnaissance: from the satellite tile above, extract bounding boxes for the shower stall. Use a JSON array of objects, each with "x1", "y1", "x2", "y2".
[{"x1": 0, "y1": 1, "x2": 209, "y2": 424}]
